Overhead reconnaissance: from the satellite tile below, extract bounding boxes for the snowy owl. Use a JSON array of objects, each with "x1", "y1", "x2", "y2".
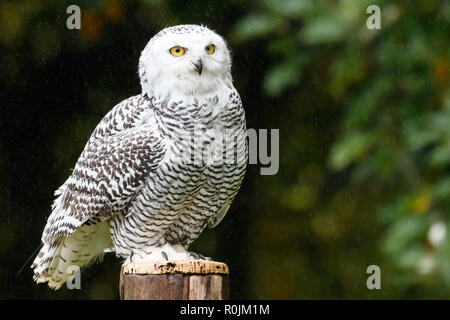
[{"x1": 31, "y1": 24, "x2": 247, "y2": 289}]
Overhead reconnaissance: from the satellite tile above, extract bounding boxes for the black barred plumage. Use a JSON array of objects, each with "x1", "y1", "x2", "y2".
[{"x1": 32, "y1": 24, "x2": 247, "y2": 289}]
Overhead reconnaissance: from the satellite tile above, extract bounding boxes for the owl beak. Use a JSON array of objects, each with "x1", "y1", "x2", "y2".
[{"x1": 192, "y1": 59, "x2": 203, "y2": 75}]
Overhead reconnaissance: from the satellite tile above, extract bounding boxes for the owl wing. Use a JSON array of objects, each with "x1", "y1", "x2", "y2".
[
  {"x1": 208, "y1": 88, "x2": 248, "y2": 229},
  {"x1": 32, "y1": 95, "x2": 167, "y2": 288},
  {"x1": 41, "y1": 95, "x2": 165, "y2": 243}
]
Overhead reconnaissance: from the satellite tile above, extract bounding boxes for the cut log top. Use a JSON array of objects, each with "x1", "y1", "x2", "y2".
[
  {"x1": 120, "y1": 260, "x2": 230, "y2": 300},
  {"x1": 122, "y1": 260, "x2": 229, "y2": 275}
]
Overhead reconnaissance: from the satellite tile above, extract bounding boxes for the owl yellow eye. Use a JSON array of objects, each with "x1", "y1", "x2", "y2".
[
  {"x1": 205, "y1": 44, "x2": 215, "y2": 54},
  {"x1": 170, "y1": 46, "x2": 185, "y2": 56}
]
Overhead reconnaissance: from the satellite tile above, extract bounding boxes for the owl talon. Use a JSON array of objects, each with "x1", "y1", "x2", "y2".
[
  {"x1": 161, "y1": 251, "x2": 168, "y2": 261},
  {"x1": 130, "y1": 251, "x2": 134, "y2": 262},
  {"x1": 187, "y1": 252, "x2": 212, "y2": 261}
]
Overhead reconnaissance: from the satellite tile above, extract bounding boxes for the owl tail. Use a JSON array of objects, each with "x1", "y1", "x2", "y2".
[
  {"x1": 31, "y1": 221, "x2": 113, "y2": 290},
  {"x1": 31, "y1": 240, "x2": 65, "y2": 289}
]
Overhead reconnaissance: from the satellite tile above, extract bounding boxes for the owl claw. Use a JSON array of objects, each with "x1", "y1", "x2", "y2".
[
  {"x1": 130, "y1": 251, "x2": 134, "y2": 262},
  {"x1": 187, "y1": 252, "x2": 213, "y2": 261},
  {"x1": 161, "y1": 251, "x2": 168, "y2": 261}
]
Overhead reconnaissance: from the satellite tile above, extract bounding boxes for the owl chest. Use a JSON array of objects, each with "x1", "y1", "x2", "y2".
[
  {"x1": 151, "y1": 95, "x2": 244, "y2": 204},
  {"x1": 150, "y1": 138, "x2": 230, "y2": 215},
  {"x1": 158, "y1": 134, "x2": 225, "y2": 192},
  {"x1": 161, "y1": 100, "x2": 234, "y2": 163}
]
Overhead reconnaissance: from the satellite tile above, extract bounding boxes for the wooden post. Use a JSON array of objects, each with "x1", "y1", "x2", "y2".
[{"x1": 119, "y1": 260, "x2": 230, "y2": 300}]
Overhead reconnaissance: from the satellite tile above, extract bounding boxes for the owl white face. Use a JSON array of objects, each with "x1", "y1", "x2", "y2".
[{"x1": 139, "y1": 25, "x2": 232, "y2": 97}]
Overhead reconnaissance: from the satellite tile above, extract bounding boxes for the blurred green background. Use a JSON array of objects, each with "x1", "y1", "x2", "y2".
[{"x1": 1, "y1": 0, "x2": 449, "y2": 299}]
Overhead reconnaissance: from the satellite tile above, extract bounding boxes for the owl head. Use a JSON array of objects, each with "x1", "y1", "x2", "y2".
[{"x1": 139, "y1": 25, "x2": 232, "y2": 98}]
